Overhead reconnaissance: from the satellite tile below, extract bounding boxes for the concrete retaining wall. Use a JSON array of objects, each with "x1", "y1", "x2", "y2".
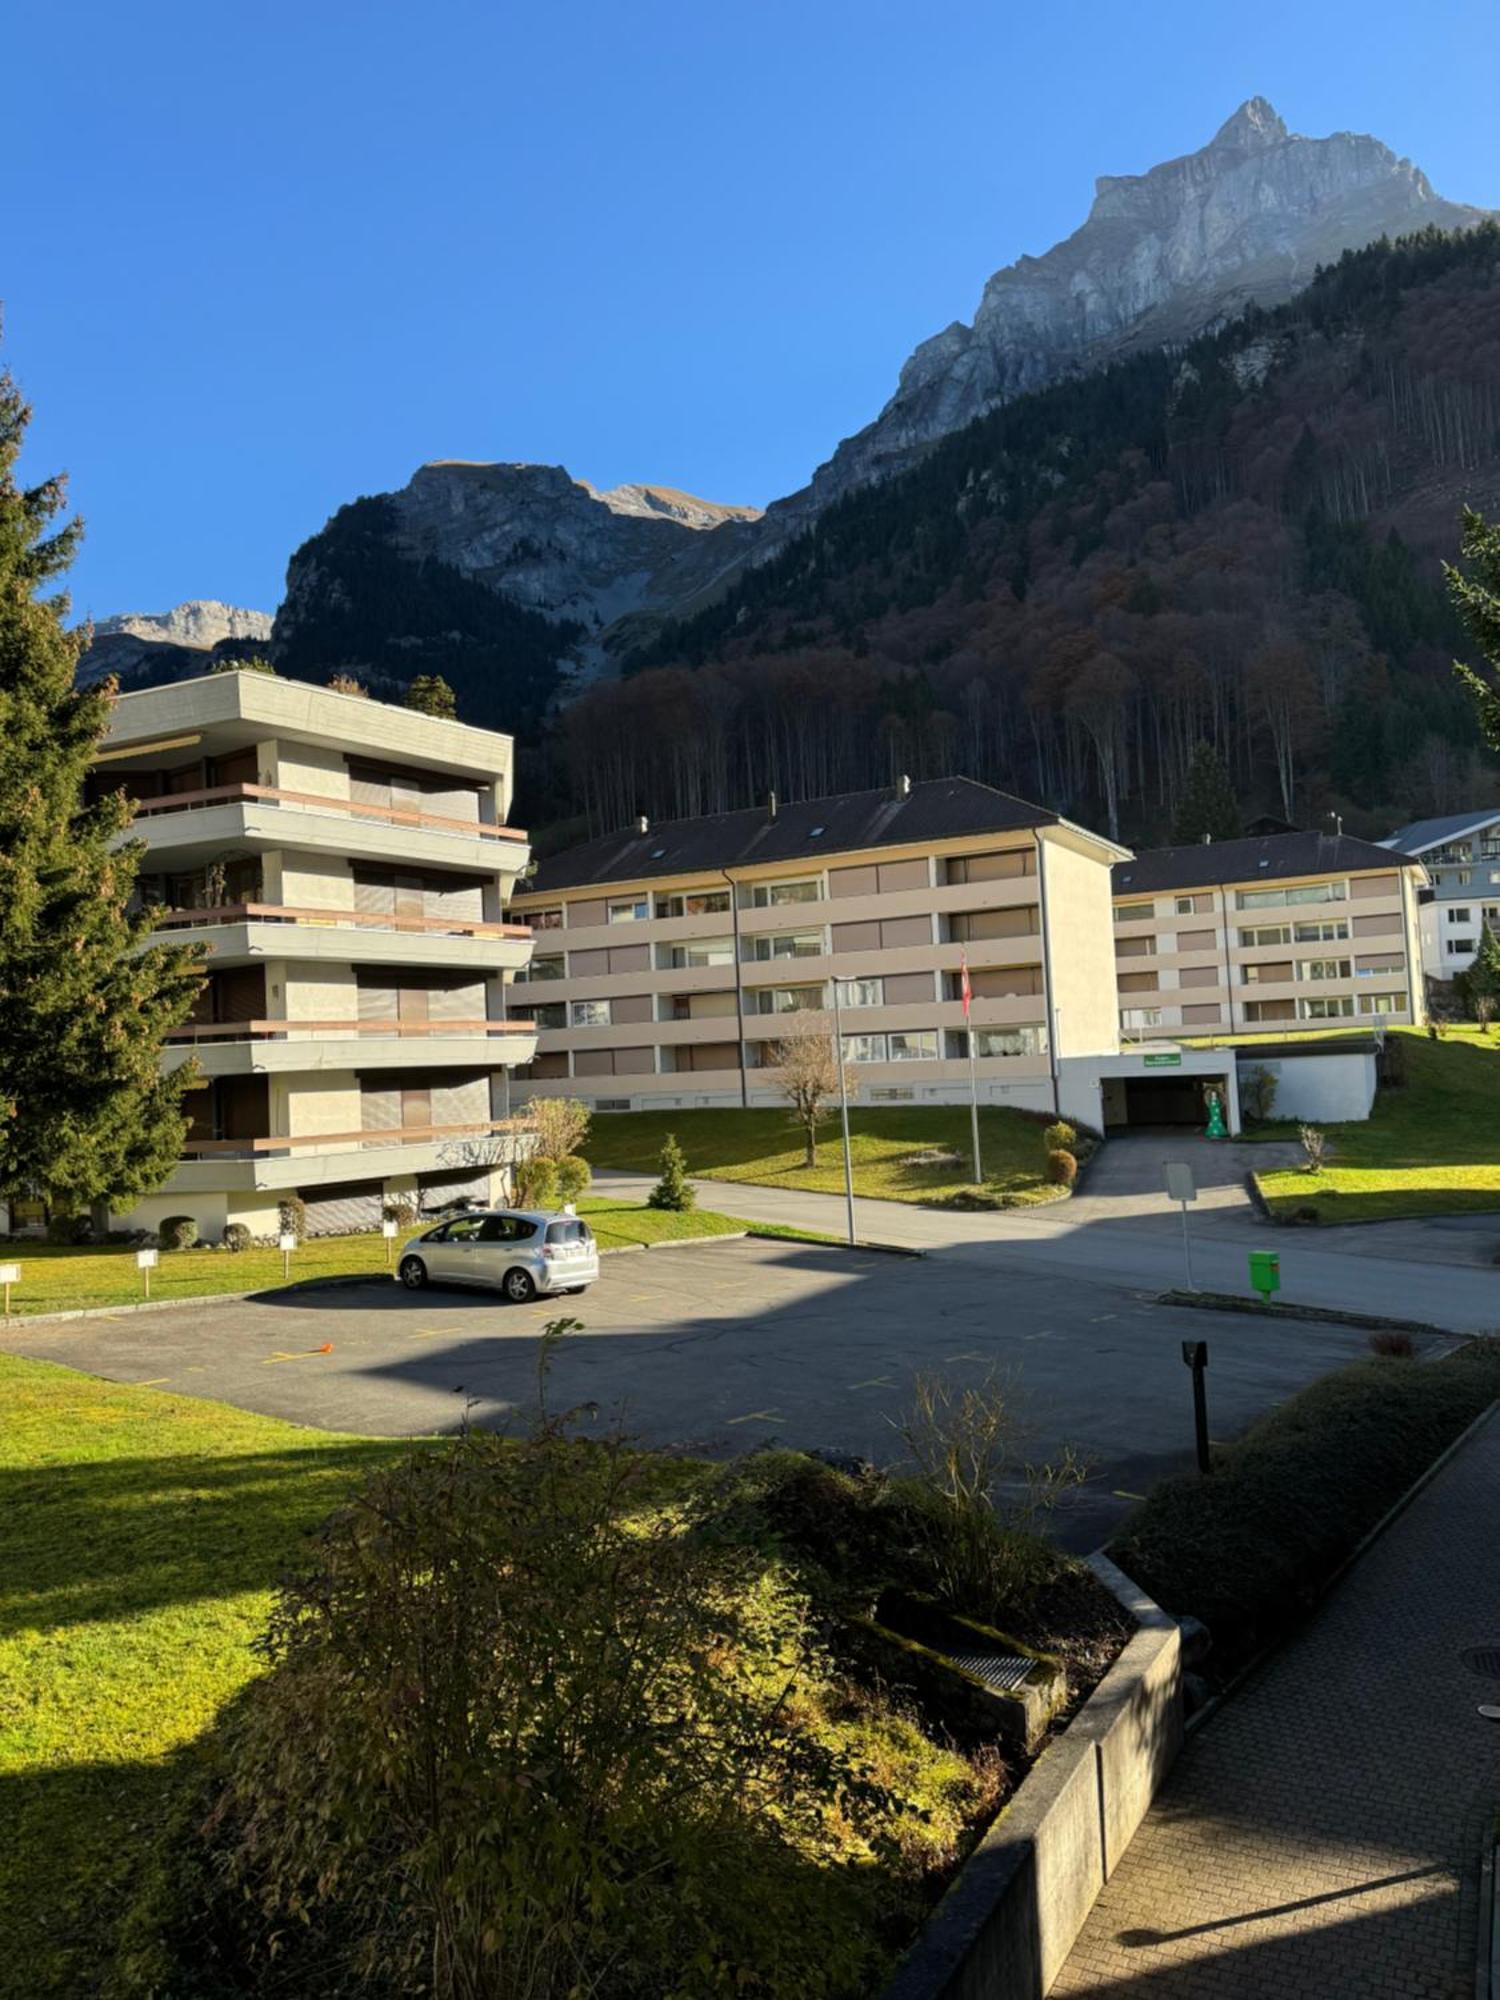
[
  {"x1": 1238, "y1": 1048, "x2": 1376, "y2": 1124},
  {"x1": 881, "y1": 1553, "x2": 1182, "y2": 2000}
]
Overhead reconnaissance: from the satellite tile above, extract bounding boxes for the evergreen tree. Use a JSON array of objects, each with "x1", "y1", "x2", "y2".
[
  {"x1": 1459, "y1": 923, "x2": 1500, "y2": 1028},
  {"x1": 647, "y1": 1133, "x2": 695, "y2": 1212},
  {"x1": 405, "y1": 673, "x2": 458, "y2": 719},
  {"x1": 0, "y1": 367, "x2": 206, "y2": 1215},
  {"x1": 1447, "y1": 506, "x2": 1500, "y2": 749},
  {"x1": 1172, "y1": 741, "x2": 1243, "y2": 844}
]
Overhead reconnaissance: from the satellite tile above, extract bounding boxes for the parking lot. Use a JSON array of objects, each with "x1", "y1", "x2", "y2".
[{"x1": 6, "y1": 1235, "x2": 1392, "y2": 1548}]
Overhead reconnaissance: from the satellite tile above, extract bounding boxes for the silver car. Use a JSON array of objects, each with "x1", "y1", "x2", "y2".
[{"x1": 396, "y1": 1207, "x2": 599, "y2": 1303}]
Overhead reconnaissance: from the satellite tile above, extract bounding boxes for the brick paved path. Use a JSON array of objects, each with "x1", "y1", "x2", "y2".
[{"x1": 1053, "y1": 1409, "x2": 1500, "y2": 1998}]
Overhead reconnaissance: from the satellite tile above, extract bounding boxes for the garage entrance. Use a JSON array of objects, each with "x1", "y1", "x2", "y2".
[{"x1": 1104, "y1": 1070, "x2": 1231, "y2": 1130}]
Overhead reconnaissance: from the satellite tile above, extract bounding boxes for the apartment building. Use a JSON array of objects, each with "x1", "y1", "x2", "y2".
[
  {"x1": 88, "y1": 672, "x2": 536, "y2": 1237},
  {"x1": 1381, "y1": 808, "x2": 1500, "y2": 984},
  {"x1": 507, "y1": 778, "x2": 1130, "y2": 1126},
  {"x1": 1111, "y1": 832, "x2": 1428, "y2": 1038}
]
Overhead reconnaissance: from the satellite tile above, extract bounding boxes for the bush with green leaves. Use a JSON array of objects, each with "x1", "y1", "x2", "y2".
[
  {"x1": 1239, "y1": 1064, "x2": 1278, "y2": 1123},
  {"x1": 1045, "y1": 1147, "x2": 1078, "y2": 1187},
  {"x1": 382, "y1": 1195, "x2": 417, "y2": 1231},
  {"x1": 512, "y1": 1153, "x2": 560, "y2": 1209},
  {"x1": 553, "y1": 1153, "x2": 591, "y2": 1203},
  {"x1": 221, "y1": 1222, "x2": 252, "y2": 1253},
  {"x1": 44, "y1": 1213, "x2": 91, "y2": 1245},
  {"x1": 276, "y1": 1194, "x2": 307, "y2": 1242},
  {"x1": 147, "y1": 1350, "x2": 925, "y2": 2000},
  {"x1": 1041, "y1": 1119, "x2": 1076, "y2": 1155},
  {"x1": 157, "y1": 1215, "x2": 198, "y2": 1251},
  {"x1": 649, "y1": 1132, "x2": 695, "y2": 1211}
]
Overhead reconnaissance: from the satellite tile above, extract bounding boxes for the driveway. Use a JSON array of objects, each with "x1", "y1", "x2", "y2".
[{"x1": 6, "y1": 1236, "x2": 1389, "y2": 1551}]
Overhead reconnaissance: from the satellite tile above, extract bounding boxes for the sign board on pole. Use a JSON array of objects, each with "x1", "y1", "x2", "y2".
[
  {"x1": 381, "y1": 1218, "x2": 398, "y2": 1240},
  {"x1": 0, "y1": 1263, "x2": 20, "y2": 1284},
  {"x1": 278, "y1": 1233, "x2": 297, "y2": 1252},
  {"x1": 136, "y1": 1248, "x2": 159, "y2": 1270},
  {"x1": 1144, "y1": 1051, "x2": 1182, "y2": 1068},
  {"x1": 1164, "y1": 1162, "x2": 1197, "y2": 1205}
]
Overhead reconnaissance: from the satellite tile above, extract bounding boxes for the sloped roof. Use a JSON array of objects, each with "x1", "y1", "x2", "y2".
[
  {"x1": 1381, "y1": 808, "x2": 1500, "y2": 855},
  {"x1": 1113, "y1": 830, "x2": 1422, "y2": 897},
  {"x1": 526, "y1": 779, "x2": 1100, "y2": 893}
]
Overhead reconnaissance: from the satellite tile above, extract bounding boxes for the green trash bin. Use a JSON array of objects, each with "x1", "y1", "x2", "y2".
[{"x1": 1248, "y1": 1250, "x2": 1281, "y2": 1301}]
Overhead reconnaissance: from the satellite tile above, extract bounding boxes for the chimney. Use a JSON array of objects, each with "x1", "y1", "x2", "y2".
[
  {"x1": 767, "y1": 790, "x2": 778, "y2": 820},
  {"x1": 894, "y1": 773, "x2": 912, "y2": 800},
  {"x1": 635, "y1": 813, "x2": 649, "y2": 835}
]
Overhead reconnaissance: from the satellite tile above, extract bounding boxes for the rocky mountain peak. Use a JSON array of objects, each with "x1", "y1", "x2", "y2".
[{"x1": 1209, "y1": 96, "x2": 1290, "y2": 151}]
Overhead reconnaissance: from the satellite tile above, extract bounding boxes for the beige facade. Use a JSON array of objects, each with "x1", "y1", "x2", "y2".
[
  {"x1": 1111, "y1": 848, "x2": 1428, "y2": 1039},
  {"x1": 509, "y1": 796, "x2": 1127, "y2": 1118},
  {"x1": 90, "y1": 672, "x2": 537, "y2": 1236}
]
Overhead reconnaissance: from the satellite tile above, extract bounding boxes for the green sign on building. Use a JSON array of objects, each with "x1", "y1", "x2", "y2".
[{"x1": 1143, "y1": 1052, "x2": 1182, "y2": 1068}]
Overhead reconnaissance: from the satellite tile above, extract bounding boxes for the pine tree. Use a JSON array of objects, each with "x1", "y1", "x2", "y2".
[
  {"x1": 0, "y1": 367, "x2": 206, "y2": 1216},
  {"x1": 647, "y1": 1133, "x2": 695, "y2": 1212},
  {"x1": 1460, "y1": 923, "x2": 1500, "y2": 1028},
  {"x1": 1447, "y1": 506, "x2": 1500, "y2": 749},
  {"x1": 405, "y1": 673, "x2": 457, "y2": 719},
  {"x1": 1172, "y1": 741, "x2": 1243, "y2": 844}
]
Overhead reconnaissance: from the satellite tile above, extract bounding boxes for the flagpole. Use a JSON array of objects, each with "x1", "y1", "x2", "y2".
[
  {"x1": 961, "y1": 950, "x2": 983, "y2": 1185},
  {"x1": 832, "y1": 978, "x2": 857, "y2": 1247}
]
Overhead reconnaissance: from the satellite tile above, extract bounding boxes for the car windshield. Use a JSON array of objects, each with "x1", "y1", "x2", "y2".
[{"x1": 545, "y1": 1220, "x2": 591, "y2": 1245}]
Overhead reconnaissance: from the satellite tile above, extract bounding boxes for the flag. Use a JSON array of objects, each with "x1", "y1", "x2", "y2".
[{"x1": 959, "y1": 950, "x2": 972, "y2": 1019}]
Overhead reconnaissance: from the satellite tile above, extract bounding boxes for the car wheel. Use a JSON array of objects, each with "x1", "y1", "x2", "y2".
[
  {"x1": 503, "y1": 1267, "x2": 538, "y2": 1304},
  {"x1": 398, "y1": 1256, "x2": 428, "y2": 1291}
]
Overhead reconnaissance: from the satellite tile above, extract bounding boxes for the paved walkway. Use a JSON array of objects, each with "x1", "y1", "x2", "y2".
[{"x1": 1053, "y1": 1407, "x2": 1500, "y2": 1998}]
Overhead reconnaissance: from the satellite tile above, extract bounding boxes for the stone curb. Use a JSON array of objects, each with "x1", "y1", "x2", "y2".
[
  {"x1": 4, "y1": 1272, "x2": 379, "y2": 1327},
  {"x1": 1155, "y1": 1287, "x2": 1454, "y2": 1340},
  {"x1": 880, "y1": 1553, "x2": 1182, "y2": 2000}
]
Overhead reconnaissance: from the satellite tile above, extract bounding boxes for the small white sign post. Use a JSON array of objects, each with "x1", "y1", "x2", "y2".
[
  {"x1": 1164, "y1": 1161, "x2": 1198, "y2": 1292},
  {"x1": 279, "y1": 1231, "x2": 297, "y2": 1282},
  {"x1": 136, "y1": 1246, "x2": 159, "y2": 1299},
  {"x1": 0, "y1": 1262, "x2": 19, "y2": 1317},
  {"x1": 382, "y1": 1216, "x2": 399, "y2": 1267}
]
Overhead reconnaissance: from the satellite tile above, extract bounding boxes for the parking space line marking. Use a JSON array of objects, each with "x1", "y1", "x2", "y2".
[
  {"x1": 1090, "y1": 1314, "x2": 1117, "y2": 1323},
  {"x1": 725, "y1": 1409, "x2": 782, "y2": 1425},
  {"x1": 407, "y1": 1329, "x2": 449, "y2": 1338},
  {"x1": 1113, "y1": 1489, "x2": 1146, "y2": 1501},
  {"x1": 263, "y1": 1346, "x2": 335, "y2": 1364},
  {"x1": 944, "y1": 1351, "x2": 988, "y2": 1363},
  {"x1": 848, "y1": 1376, "x2": 894, "y2": 1389},
  {"x1": 133, "y1": 1377, "x2": 170, "y2": 1387}
]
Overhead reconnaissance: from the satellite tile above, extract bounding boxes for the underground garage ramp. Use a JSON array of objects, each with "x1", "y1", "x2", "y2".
[{"x1": 1121, "y1": 1073, "x2": 1226, "y2": 1127}]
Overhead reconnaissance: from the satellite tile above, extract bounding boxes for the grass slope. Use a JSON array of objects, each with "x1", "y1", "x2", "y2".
[
  {"x1": 1254, "y1": 1027, "x2": 1500, "y2": 1223},
  {"x1": 0, "y1": 1203, "x2": 750, "y2": 1316},
  {"x1": 586, "y1": 1105, "x2": 1063, "y2": 1207},
  {"x1": 0, "y1": 1356, "x2": 422, "y2": 1998}
]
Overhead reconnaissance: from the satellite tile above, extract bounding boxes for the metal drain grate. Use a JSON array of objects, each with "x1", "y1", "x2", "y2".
[
  {"x1": 944, "y1": 1650, "x2": 1034, "y2": 1693},
  {"x1": 1460, "y1": 1646, "x2": 1500, "y2": 1680}
]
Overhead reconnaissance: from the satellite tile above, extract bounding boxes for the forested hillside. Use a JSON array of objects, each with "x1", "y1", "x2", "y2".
[{"x1": 555, "y1": 227, "x2": 1500, "y2": 843}]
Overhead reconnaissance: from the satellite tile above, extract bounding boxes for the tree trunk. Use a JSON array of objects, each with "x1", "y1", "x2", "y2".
[{"x1": 804, "y1": 1128, "x2": 816, "y2": 1167}]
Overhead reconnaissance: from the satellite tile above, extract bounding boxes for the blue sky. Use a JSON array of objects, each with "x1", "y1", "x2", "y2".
[{"x1": 8, "y1": 0, "x2": 1499, "y2": 620}]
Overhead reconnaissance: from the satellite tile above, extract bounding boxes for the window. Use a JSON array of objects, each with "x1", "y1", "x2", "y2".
[
  {"x1": 527, "y1": 955, "x2": 564, "y2": 982},
  {"x1": 1293, "y1": 919, "x2": 1349, "y2": 943},
  {"x1": 570, "y1": 999, "x2": 611, "y2": 1027},
  {"x1": 888, "y1": 1030, "x2": 939, "y2": 1061},
  {"x1": 607, "y1": 896, "x2": 650, "y2": 924},
  {"x1": 1358, "y1": 991, "x2": 1405, "y2": 1016},
  {"x1": 841, "y1": 1032, "x2": 887, "y2": 1064},
  {"x1": 1236, "y1": 881, "x2": 1347, "y2": 910},
  {"x1": 1299, "y1": 994, "x2": 1356, "y2": 1020},
  {"x1": 1448, "y1": 907, "x2": 1473, "y2": 925},
  {"x1": 750, "y1": 878, "x2": 820, "y2": 907},
  {"x1": 654, "y1": 889, "x2": 730, "y2": 918},
  {"x1": 1174, "y1": 896, "x2": 1198, "y2": 915},
  {"x1": 660, "y1": 937, "x2": 734, "y2": 969},
  {"x1": 1356, "y1": 954, "x2": 1404, "y2": 977},
  {"x1": 1240, "y1": 962, "x2": 1291, "y2": 985},
  {"x1": 1243, "y1": 999, "x2": 1296, "y2": 1024},
  {"x1": 1115, "y1": 902, "x2": 1153, "y2": 923},
  {"x1": 1451, "y1": 938, "x2": 1477, "y2": 956},
  {"x1": 1239, "y1": 925, "x2": 1292, "y2": 948},
  {"x1": 1120, "y1": 1006, "x2": 1165, "y2": 1032},
  {"x1": 545, "y1": 1219, "x2": 593, "y2": 1245},
  {"x1": 751, "y1": 930, "x2": 824, "y2": 961},
  {"x1": 531, "y1": 907, "x2": 563, "y2": 931},
  {"x1": 834, "y1": 977, "x2": 884, "y2": 1008},
  {"x1": 750, "y1": 985, "x2": 824, "y2": 1015},
  {"x1": 1456, "y1": 870, "x2": 1473, "y2": 886},
  {"x1": 532, "y1": 1003, "x2": 567, "y2": 1030},
  {"x1": 947, "y1": 1025, "x2": 1048, "y2": 1058},
  {"x1": 1298, "y1": 958, "x2": 1353, "y2": 982}
]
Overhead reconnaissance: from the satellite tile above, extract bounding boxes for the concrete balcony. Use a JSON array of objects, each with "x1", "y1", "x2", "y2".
[
  {"x1": 162, "y1": 1018, "x2": 538, "y2": 1077},
  {"x1": 149, "y1": 906, "x2": 533, "y2": 975},
  {"x1": 168, "y1": 1117, "x2": 531, "y2": 1193},
  {"x1": 128, "y1": 783, "x2": 530, "y2": 880}
]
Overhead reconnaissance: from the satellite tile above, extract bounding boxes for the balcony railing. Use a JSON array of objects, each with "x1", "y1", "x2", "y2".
[
  {"x1": 129, "y1": 781, "x2": 527, "y2": 844},
  {"x1": 166, "y1": 1017, "x2": 537, "y2": 1043},
  {"x1": 151, "y1": 901, "x2": 531, "y2": 941},
  {"x1": 180, "y1": 1116, "x2": 531, "y2": 1159}
]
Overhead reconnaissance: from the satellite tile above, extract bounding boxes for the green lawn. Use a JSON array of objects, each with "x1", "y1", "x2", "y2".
[
  {"x1": 0, "y1": 1355, "x2": 424, "y2": 1998},
  {"x1": 1255, "y1": 1027, "x2": 1500, "y2": 1223},
  {"x1": 0, "y1": 1202, "x2": 753, "y2": 1316},
  {"x1": 587, "y1": 1105, "x2": 1067, "y2": 1207}
]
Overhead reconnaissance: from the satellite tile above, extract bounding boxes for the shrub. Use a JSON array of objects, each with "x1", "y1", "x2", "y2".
[
  {"x1": 382, "y1": 1195, "x2": 417, "y2": 1231},
  {"x1": 1298, "y1": 1124, "x2": 1328, "y2": 1172},
  {"x1": 276, "y1": 1195, "x2": 307, "y2": 1243},
  {"x1": 152, "y1": 1372, "x2": 898, "y2": 2000},
  {"x1": 158, "y1": 1216, "x2": 199, "y2": 1251},
  {"x1": 1041, "y1": 1119, "x2": 1076, "y2": 1154},
  {"x1": 221, "y1": 1223, "x2": 252, "y2": 1253},
  {"x1": 1369, "y1": 1329, "x2": 1416, "y2": 1359},
  {"x1": 513, "y1": 1153, "x2": 560, "y2": 1209},
  {"x1": 324, "y1": 672, "x2": 368, "y2": 697},
  {"x1": 44, "y1": 1214, "x2": 91, "y2": 1245},
  {"x1": 649, "y1": 1133, "x2": 696, "y2": 1211},
  {"x1": 1045, "y1": 1147, "x2": 1078, "y2": 1187},
  {"x1": 1239, "y1": 1064, "x2": 1278, "y2": 1122},
  {"x1": 553, "y1": 1153, "x2": 592, "y2": 1203},
  {"x1": 525, "y1": 1094, "x2": 591, "y2": 1164}
]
